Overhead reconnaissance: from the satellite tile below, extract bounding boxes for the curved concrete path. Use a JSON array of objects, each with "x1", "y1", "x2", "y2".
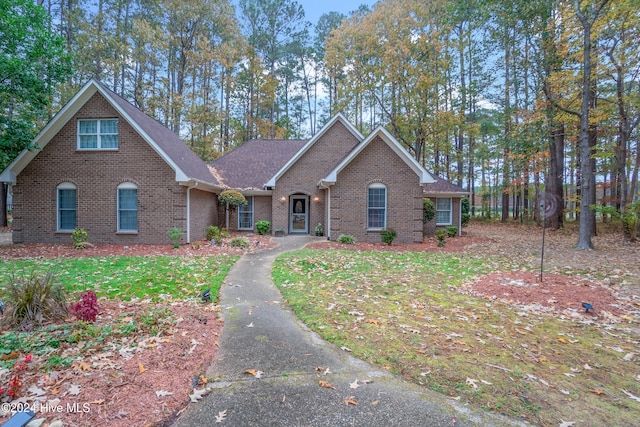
[{"x1": 173, "y1": 236, "x2": 525, "y2": 427}]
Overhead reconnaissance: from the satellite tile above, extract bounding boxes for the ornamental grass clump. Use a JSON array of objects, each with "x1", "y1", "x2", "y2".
[{"x1": 1, "y1": 269, "x2": 69, "y2": 330}]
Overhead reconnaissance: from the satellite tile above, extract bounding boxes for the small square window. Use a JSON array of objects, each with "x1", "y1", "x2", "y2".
[{"x1": 78, "y1": 119, "x2": 118, "y2": 150}]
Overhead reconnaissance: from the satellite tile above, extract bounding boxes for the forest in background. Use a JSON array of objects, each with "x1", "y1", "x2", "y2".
[{"x1": 1, "y1": 0, "x2": 639, "y2": 248}]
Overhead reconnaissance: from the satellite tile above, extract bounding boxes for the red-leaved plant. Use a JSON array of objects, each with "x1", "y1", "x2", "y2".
[{"x1": 70, "y1": 290, "x2": 100, "y2": 322}]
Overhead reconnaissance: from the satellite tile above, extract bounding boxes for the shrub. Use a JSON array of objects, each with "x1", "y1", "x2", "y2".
[
  {"x1": 380, "y1": 228, "x2": 397, "y2": 246},
  {"x1": 435, "y1": 229, "x2": 447, "y2": 247},
  {"x1": 167, "y1": 227, "x2": 184, "y2": 248},
  {"x1": 256, "y1": 220, "x2": 271, "y2": 235},
  {"x1": 218, "y1": 190, "x2": 247, "y2": 207},
  {"x1": 71, "y1": 227, "x2": 88, "y2": 249},
  {"x1": 461, "y1": 198, "x2": 471, "y2": 227},
  {"x1": 1, "y1": 269, "x2": 69, "y2": 330},
  {"x1": 338, "y1": 234, "x2": 355, "y2": 244},
  {"x1": 70, "y1": 291, "x2": 100, "y2": 323},
  {"x1": 622, "y1": 202, "x2": 640, "y2": 242},
  {"x1": 423, "y1": 198, "x2": 435, "y2": 223},
  {"x1": 230, "y1": 237, "x2": 248, "y2": 247},
  {"x1": 446, "y1": 226, "x2": 458, "y2": 237},
  {"x1": 206, "y1": 225, "x2": 222, "y2": 241}
]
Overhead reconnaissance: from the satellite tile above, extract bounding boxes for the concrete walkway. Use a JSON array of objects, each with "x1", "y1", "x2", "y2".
[{"x1": 173, "y1": 236, "x2": 525, "y2": 427}]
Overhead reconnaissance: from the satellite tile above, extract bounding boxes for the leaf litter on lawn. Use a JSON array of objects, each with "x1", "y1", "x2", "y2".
[{"x1": 274, "y1": 222, "x2": 640, "y2": 426}]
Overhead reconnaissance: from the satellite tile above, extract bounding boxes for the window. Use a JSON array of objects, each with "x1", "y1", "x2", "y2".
[
  {"x1": 78, "y1": 119, "x2": 118, "y2": 149},
  {"x1": 436, "y1": 198, "x2": 452, "y2": 225},
  {"x1": 367, "y1": 183, "x2": 386, "y2": 229},
  {"x1": 117, "y1": 183, "x2": 138, "y2": 232},
  {"x1": 238, "y1": 196, "x2": 253, "y2": 230},
  {"x1": 57, "y1": 183, "x2": 77, "y2": 231}
]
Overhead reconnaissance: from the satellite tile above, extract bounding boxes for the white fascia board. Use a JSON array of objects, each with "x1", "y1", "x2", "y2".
[
  {"x1": 265, "y1": 113, "x2": 363, "y2": 187},
  {"x1": 91, "y1": 83, "x2": 187, "y2": 183},
  {"x1": 178, "y1": 179, "x2": 222, "y2": 193},
  {"x1": 323, "y1": 126, "x2": 436, "y2": 185},
  {"x1": 423, "y1": 191, "x2": 470, "y2": 197},
  {"x1": 1, "y1": 79, "x2": 189, "y2": 185},
  {"x1": 1, "y1": 80, "x2": 99, "y2": 182}
]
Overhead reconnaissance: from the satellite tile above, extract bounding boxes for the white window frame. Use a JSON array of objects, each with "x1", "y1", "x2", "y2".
[
  {"x1": 77, "y1": 119, "x2": 119, "y2": 150},
  {"x1": 367, "y1": 183, "x2": 387, "y2": 230},
  {"x1": 238, "y1": 196, "x2": 254, "y2": 230},
  {"x1": 57, "y1": 182, "x2": 77, "y2": 232},
  {"x1": 117, "y1": 182, "x2": 138, "y2": 232},
  {"x1": 436, "y1": 198, "x2": 452, "y2": 226}
]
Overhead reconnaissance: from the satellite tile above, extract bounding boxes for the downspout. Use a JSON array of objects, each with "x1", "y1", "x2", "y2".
[
  {"x1": 327, "y1": 186, "x2": 331, "y2": 240},
  {"x1": 186, "y1": 182, "x2": 199, "y2": 244},
  {"x1": 186, "y1": 186, "x2": 191, "y2": 244},
  {"x1": 459, "y1": 197, "x2": 463, "y2": 237}
]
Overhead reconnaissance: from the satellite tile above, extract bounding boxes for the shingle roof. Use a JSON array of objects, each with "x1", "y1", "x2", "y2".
[
  {"x1": 423, "y1": 175, "x2": 468, "y2": 195},
  {"x1": 209, "y1": 139, "x2": 307, "y2": 190},
  {"x1": 97, "y1": 81, "x2": 220, "y2": 187}
]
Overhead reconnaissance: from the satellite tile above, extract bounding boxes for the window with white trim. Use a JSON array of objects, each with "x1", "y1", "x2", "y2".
[
  {"x1": 367, "y1": 183, "x2": 387, "y2": 229},
  {"x1": 117, "y1": 183, "x2": 138, "y2": 232},
  {"x1": 436, "y1": 198, "x2": 452, "y2": 225},
  {"x1": 78, "y1": 119, "x2": 118, "y2": 149},
  {"x1": 57, "y1": 183, "x2": 77, "y2": 231},
  {"x1": 238, "y1": 196, "x2": 253, "y2": 230}
]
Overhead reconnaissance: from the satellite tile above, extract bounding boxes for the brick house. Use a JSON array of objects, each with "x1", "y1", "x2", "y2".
[{"x1": 1, "y1": 79, "x2": 466, "y2": 245}]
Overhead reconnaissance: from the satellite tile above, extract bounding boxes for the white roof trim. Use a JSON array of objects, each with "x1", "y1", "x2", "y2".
[
  {"x1": 265, "y1": 113, "x2": 363, "y2": 187},
  {"x1": 0, "y1": 79, "x2": 187, "y2": 183},
  {"x1": 322, "y1": 126, "x2": 435, "y2": 186}
]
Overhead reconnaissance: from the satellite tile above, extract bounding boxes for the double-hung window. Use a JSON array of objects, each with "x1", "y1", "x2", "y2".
[
  {"x1": 57, "y1": 183, "x2": 77, "y2": 231},
  {"x1": 78, "y1": 119, "x2": 119, "y2": 149},
  {"x1": 238, "y1": 196, "x2": 253, "y2": 230},
  {"x1": 367, "y1": 183, "x2": 387, "y2": 229},
  {"x1": 436, "y1": 198, "x2": 452, "y2": 225},
  {"x1": 117, "y1": 183, "x2": 138, "y2": 232}
]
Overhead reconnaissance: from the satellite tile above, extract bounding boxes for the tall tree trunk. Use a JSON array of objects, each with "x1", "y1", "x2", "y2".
[
  {"x1": 574, "y1": 0, "x2": 609, "y2": 249},
  {"x1": 548, "y1": 124, "x2": 565, "y2": 229}
]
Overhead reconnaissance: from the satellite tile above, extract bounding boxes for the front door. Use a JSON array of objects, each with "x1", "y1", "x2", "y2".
[{"x1": 289, "y1": 195, "x2": 309, "y2": 233}]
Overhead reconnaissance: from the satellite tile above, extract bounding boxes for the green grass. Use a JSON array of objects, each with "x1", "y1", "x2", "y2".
[
  {"x1": 273, "y1": 249, "x2": 640, "y2": 426},
  {"x1": 0, "y1": 255, "x2": 238, "y2": 302}
]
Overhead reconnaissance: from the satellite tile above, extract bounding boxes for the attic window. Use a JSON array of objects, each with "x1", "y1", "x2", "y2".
[{"x1": 78, "y1": 119, "x2": 118, "y2": 150}]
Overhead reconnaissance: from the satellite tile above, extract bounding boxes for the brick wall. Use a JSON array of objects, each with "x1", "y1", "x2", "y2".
[
  {"x1": 189, "y1": 187, "x2": 218, "y2": 242},
  {"x1": 12, "y1": 92, "x2": 215, "y2": 244},
  {"x1": 222, "y1": 195, "x2": 272, "y2": 232},
  {"x1": 422, "y1": 196, "x2": 462, "y2": 236},
  {"x1": 330, "y1": 135, "x2": 424, "y2": 244},
  {"x1": 272, "y1": 121, "x2": 359, "y2": 234}
]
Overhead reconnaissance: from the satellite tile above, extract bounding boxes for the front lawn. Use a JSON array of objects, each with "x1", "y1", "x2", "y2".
[
  {"x1": 273, "y1": 249, "x2": 640, "y2": 426},
  {"x1": 0, "y1": 255, "x2": 238, "y2": 302}
]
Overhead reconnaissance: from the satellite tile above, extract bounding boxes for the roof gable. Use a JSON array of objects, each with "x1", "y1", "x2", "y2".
[
  {"x1": 265, "y1": 113, "x2": 363, "y2": 187},
  {"x1": 320, "y1": 126, "x2": 435, "y2": 187},
  {"x1": 0, "y1": 79, "x2": 220, "y2": 189}
]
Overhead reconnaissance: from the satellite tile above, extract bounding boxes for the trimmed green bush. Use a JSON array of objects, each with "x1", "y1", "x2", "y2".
[
  {"x1": 230, "y1": 237, "x2": 248, "y2": 247},
  {"x1": 446, "y1": 226, "x2": 458, "y2": 237},
  {"x1": 71, "y1": 228, "x2": 88, "y2": 249},
  {"x1": 435, "y1": 229, "x2": 447, "y2": 247},
  {"x1": 380, "y1": 228, "x2": 397, "y2": 246},
  {"x1": 338, "y1": 234, "x2": 355, "y2": 244},
  {"x1": 167, "y1": 227, "x2": 184, "y2": 248},
  {"x1": 256, "y1": 220, "x2": 271, "y2": 235},
  {"x1": 206, "y1": 225, "x2": 222, "y2": 241}
]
